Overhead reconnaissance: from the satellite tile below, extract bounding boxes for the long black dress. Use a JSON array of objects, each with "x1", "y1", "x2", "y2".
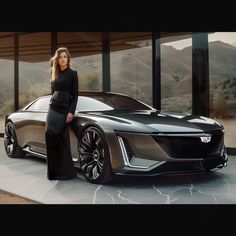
[{"x1": 45, "y1": 67, "x2": 78, "y2": 180}]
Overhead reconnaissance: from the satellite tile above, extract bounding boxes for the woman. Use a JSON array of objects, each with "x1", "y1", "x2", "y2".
[{"x1": 45, "y1": 47, "x2": 78, "y2": 180}]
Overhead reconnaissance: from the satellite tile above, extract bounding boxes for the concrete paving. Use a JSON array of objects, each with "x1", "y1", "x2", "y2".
[{"x1": 0, "y1": 138, "x2": 235, "y2": 204}]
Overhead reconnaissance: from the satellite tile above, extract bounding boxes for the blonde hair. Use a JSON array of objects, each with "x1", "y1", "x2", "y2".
[{"x1": 51, "y1": 47, "x2": 71, "y2": 80}]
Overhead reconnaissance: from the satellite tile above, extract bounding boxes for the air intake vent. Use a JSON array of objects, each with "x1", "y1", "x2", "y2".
[
  {"x1": 117, "y1": 136, "x2": 133, "y2": 162},
  {"x1": 121, "y1": 137, "x2": 133, "y2": 161}
]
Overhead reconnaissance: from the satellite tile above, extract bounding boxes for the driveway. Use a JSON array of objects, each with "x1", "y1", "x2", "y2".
[{"x1": 0, "y1": 139, "x2": 235, "y2": 204}]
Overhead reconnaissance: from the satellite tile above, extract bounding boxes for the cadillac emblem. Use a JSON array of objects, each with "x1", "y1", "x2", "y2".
[{"x1": 200, "y1": 136, "x2": 211, "y2": 143}]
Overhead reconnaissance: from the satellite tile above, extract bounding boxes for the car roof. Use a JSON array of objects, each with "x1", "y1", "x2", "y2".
[{"x1": 43, "y1": 91, "x2": 131, "y2": 98}]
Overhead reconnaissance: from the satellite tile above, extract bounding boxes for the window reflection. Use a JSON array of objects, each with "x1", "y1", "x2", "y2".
[
  {"x1": 161, "y1": 34, "x2": 192, "y2": 115},
  {"x1": 0, "y1": 36, "x2": 14, "y2": 133},
  {"x1": 58, "y1": 32, "x2": 102, "y2": 91},
  {"x1": 19, "y1": 32, "x2": 51, "y2": 109},
  {"x1": 110, "y1": 32, "x2": 152, "y2": 106},
  {"x1": 209, "y1": 32, "x2": 236, "y2": 148}
]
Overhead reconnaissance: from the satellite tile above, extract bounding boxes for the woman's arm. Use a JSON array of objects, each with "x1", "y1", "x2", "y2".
[
  {"x1": 69, "y1": 71, "x2": 79, "y2": 114},
  {"x1": 51, "y1": 81, "x2": 55, "y2": 95}
]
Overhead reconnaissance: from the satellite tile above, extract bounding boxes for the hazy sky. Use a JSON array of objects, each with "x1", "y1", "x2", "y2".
[{"x1": 163, "y1": 32, "x2": 236, "y2": 50}]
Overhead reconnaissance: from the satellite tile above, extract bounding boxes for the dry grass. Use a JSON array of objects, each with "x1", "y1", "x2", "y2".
[{"x1": 0, "y1": 117, "x2": 4, "y2": 133}]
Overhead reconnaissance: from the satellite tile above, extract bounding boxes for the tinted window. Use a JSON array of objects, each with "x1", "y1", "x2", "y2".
[
  {"x1": 27, "y1": 97, "x2": 50, "y2": 111},
  {"x1": 26, "y1": 94, "x2": 152, "y2": 112},
  {"x1": 77, "y1": 95, "x2": 152, "y2": 112}
]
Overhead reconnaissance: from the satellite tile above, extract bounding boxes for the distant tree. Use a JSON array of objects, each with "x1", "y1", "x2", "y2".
[
  {"x1": 0, "y1": 98, "x2": 14, "y2": 116},
  {"x1": 79, "y1": 72, "x2": 101, "y2": 91},
  {"x1": 172, "y1": 74, "x2": 182, "y2": 82},
  {"x1": 87, "y1": 73, "x2": 100, "y2": 90}
]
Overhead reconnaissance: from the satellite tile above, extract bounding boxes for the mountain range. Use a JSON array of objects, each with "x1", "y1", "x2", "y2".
[{"x1": 0, "y1": 41, "x2": 236, "y2": 117}]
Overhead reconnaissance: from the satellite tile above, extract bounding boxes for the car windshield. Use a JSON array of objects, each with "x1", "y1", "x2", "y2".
[{"x1": 77, "y1": 94, "x2": 152, "y2": 112}]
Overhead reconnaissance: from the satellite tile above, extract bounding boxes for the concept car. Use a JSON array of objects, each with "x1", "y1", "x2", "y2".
[{"x1": 4, "y1": 92, "x2": 228, "y2": 184}]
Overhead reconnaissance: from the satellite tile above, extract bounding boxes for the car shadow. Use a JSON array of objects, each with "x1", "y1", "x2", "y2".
[
  {"x1": 25, "y1": 154, "x2": 228, "y2": 189},
  {"x1": 110, "y1": 170, "x2": 228, "y2": 188}
]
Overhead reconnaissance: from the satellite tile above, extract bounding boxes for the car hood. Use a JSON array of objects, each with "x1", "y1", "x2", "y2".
[{"x1": 85, "y1": 110, "x2": 223, "y2": 133}]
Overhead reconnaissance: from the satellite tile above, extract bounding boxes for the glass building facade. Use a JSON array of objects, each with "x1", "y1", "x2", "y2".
[{"x1": 0, "y1": 32, "x2": 235, "y2": 150}]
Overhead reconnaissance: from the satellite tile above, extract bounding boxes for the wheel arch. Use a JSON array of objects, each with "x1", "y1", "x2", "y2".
[{"x1": 80, "y1": 122, "x2": 126, "y2": 173}]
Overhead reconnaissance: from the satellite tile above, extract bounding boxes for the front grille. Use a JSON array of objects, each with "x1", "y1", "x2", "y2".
[{"x1": 152, "y1": 130, "x2": 224, "y2": 159}]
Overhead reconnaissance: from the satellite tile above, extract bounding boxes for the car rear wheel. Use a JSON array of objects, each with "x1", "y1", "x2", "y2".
[
  {"x1": 4, "y1": 122, "x2": 26, "y2": 158},
  {"x1": 78, "y1": 126, "x2": 115, "y2": 184}
]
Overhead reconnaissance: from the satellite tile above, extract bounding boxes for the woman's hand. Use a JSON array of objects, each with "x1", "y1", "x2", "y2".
[{"x1": 66, "y1": 112, "x2": 74, "y2": 123}]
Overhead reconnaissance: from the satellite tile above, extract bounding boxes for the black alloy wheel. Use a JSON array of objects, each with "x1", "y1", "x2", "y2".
[
  {"x1": 4, "y1": 122, "x2": 25, "y2": 158},
  {"x1": 78, "y1": 126, "x2": 113, "y2": 184}
]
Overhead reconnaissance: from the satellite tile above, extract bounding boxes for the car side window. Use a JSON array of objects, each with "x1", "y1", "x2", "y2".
[
  {"x1": 27, "y1": 97, "x2": 51, "y2": 111},
  {"x1": 76, "y1": 97, "x2": 113, "y2": 112},
  {"x1": 76, "y1": 95, "x2": 151, "y2": 112}
]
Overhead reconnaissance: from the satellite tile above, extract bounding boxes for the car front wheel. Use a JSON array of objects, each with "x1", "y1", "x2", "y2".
[{"x1": 78, "y1": 126, "x2": 114, "y2": 184}]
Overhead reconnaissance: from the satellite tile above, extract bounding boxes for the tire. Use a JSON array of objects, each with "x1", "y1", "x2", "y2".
[
  {"x1": 78, "y1": 126, "x2": 115, "y2": 184},
  {"x1": 4, "y1": 122, "x2": 26, "y2": 158}
]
